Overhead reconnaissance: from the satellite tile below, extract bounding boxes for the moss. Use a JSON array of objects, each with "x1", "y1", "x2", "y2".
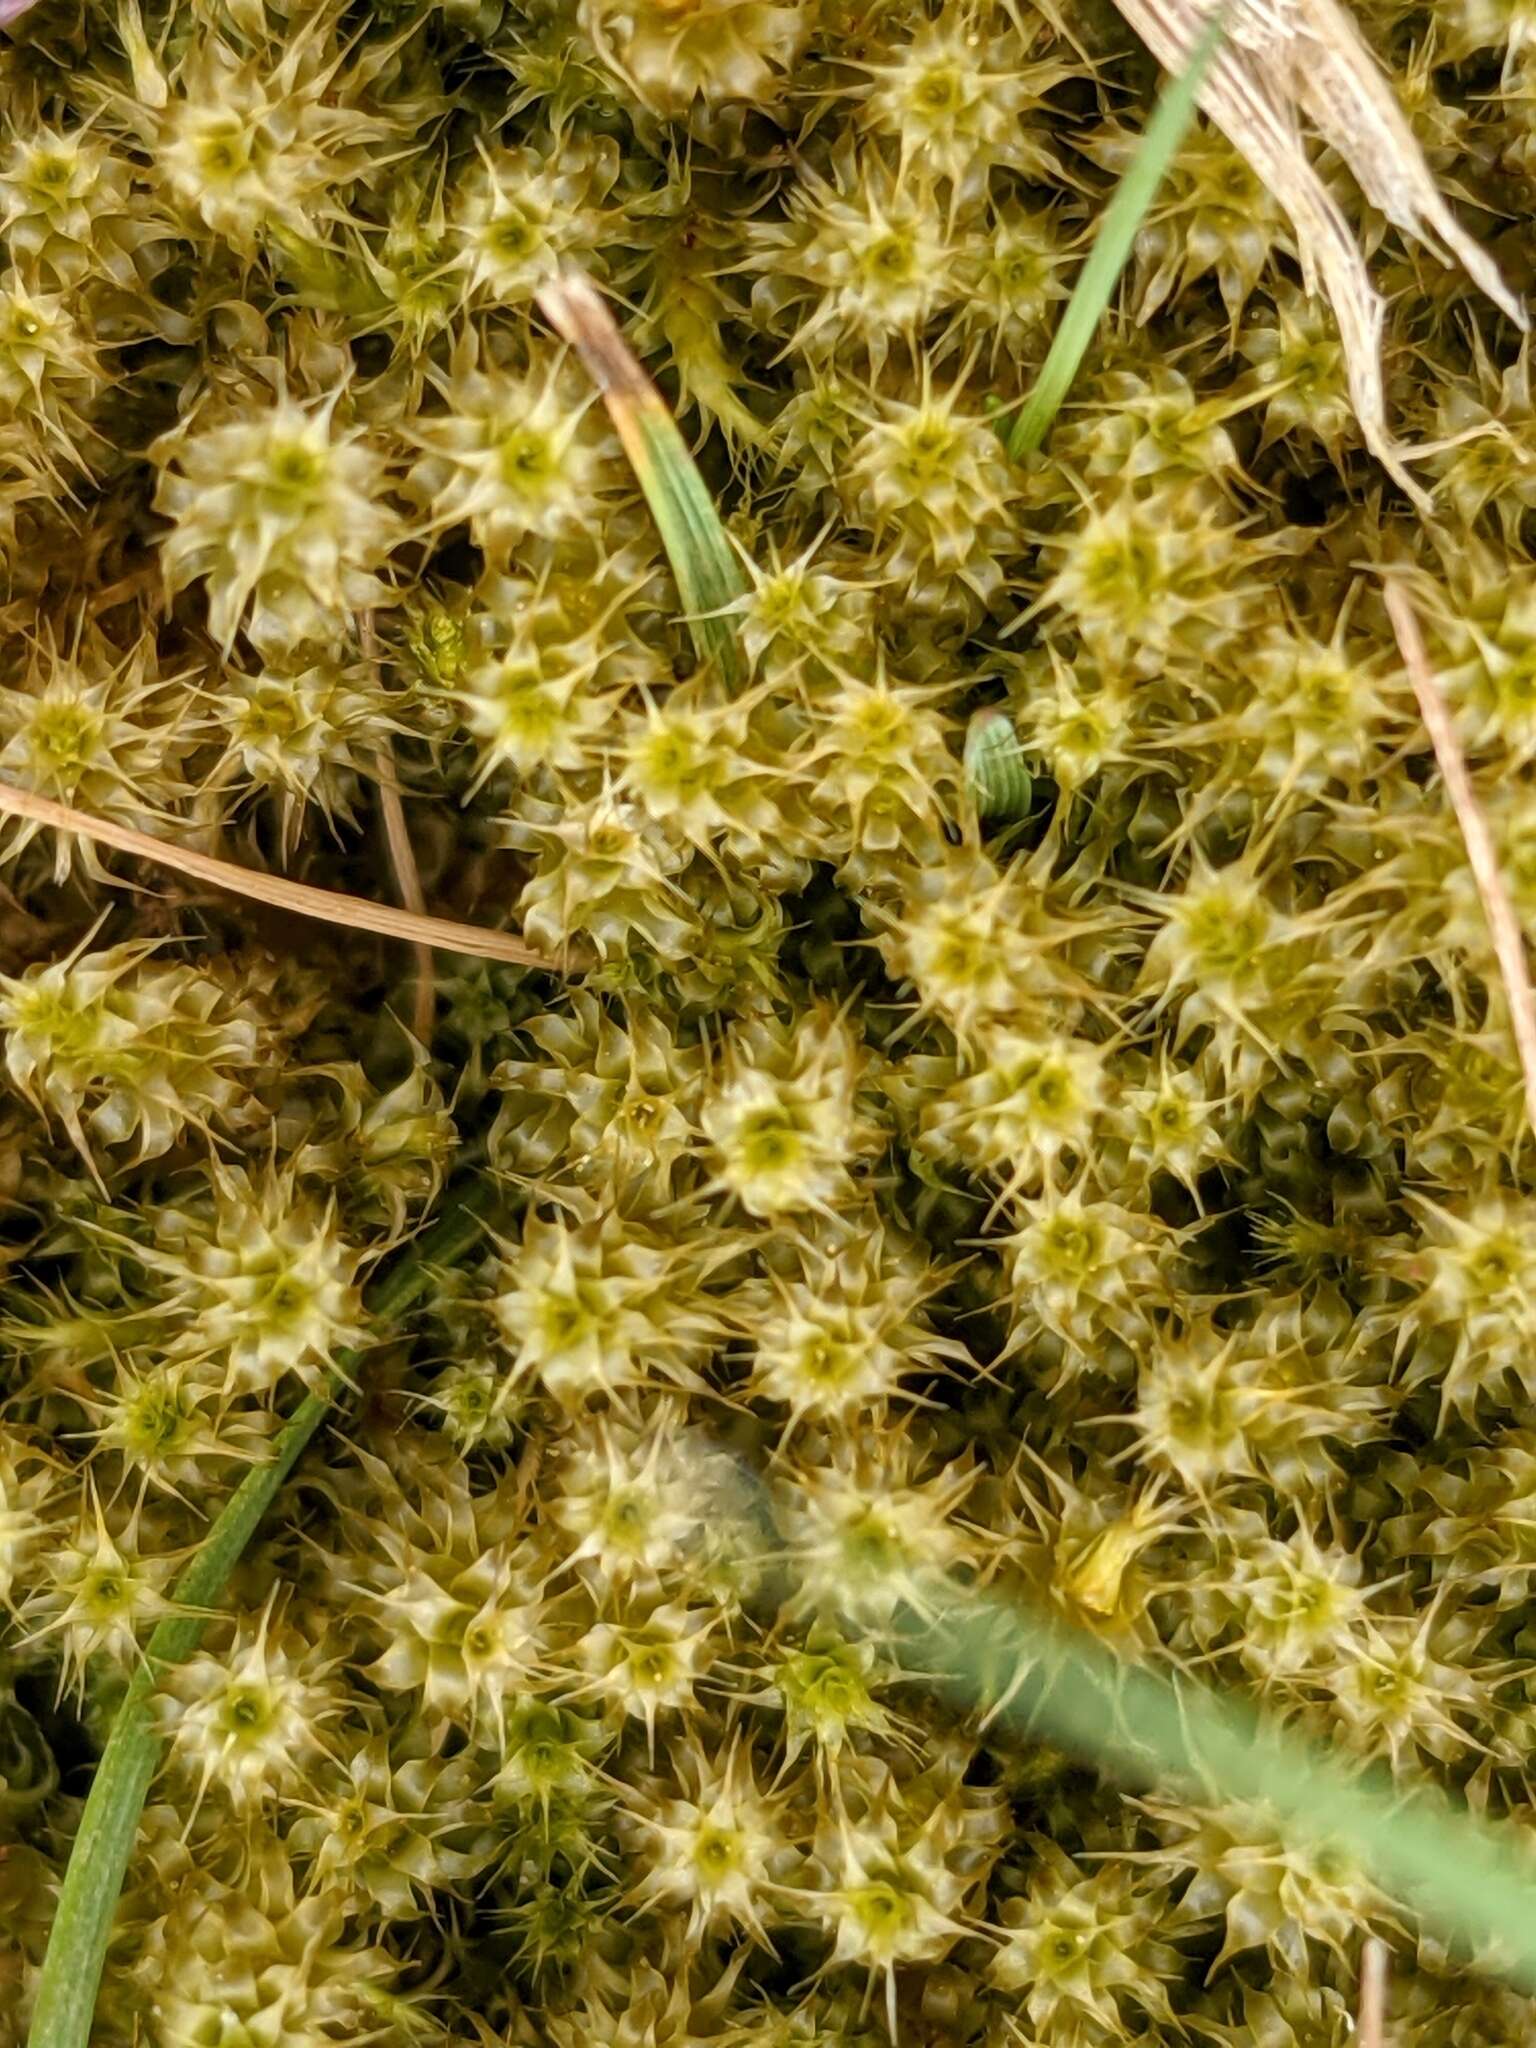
[{"x1": 2, "y1": 0, "x2": 1536, "y2": 2042}]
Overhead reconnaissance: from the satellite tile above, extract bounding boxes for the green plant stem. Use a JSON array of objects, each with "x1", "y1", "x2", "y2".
[
  {"x1": 903, "y1": 1580, "x2": 1536, "y2": 1985},
  {"x1": 1006, "y1": 8, "x2": 1226, "y2": 460},
  {"x1": 627, "y1": 404, "x2": 748, "y2": 687},
  {"x1": 27, "y1": 1181, "x2": 493, "y2": 2048}
]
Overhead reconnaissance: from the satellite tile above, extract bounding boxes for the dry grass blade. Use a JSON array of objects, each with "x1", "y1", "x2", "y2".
[
  {"x1": 372, "y1": 748, "x2": 437, "y2": 1039},
  {"x1": 1358, "y1": 1936, "x2": 1391, "y2": 2048},
  {"x1": 1384, "y1": 580, "x2": 1536, "y2": 1138},
  {"x1": 1110, "y1": 0, "x2": 1524, "y2": 505},
  {"x1": 1278, "y1": 0, "x2": 1525, "y2": 329},
  {"x1": 361, "y1": 614, "x2": 436, "y2": 1038},
  {"x1": 0, "y1": 776, "x2": 561, "y2": 972},
  {"x1": 537, "y1": 271, "x2": 749, "y2": 689}
]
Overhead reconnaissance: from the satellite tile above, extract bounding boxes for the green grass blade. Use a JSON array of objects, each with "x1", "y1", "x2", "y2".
[
  {"x1": 1007, "y1": 8, "x2": 1226, "y2": 460},
  {"x1": 538, "y1": 272, "x2": 748, "y2": 689},
  {"x1": 901, "y1": 1578, "x2": 1536, "y2": 1984},
  {"x1": 27, "y1": 1182, "x2": 494, "y2": 2048}
]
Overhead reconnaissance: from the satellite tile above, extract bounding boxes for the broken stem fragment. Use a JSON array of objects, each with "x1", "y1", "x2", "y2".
[{"x1": 1384, "y1": 579, "x2": 1536, "y2": 1139}]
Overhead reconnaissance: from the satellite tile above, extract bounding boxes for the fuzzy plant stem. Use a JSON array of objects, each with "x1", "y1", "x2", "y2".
[
  {"x1": 1006, "y1": 5, "x2": 1226, "y2": 460},
  {"x1": 26, "y1": 1182, "x2": 494, "y2": 2048}
]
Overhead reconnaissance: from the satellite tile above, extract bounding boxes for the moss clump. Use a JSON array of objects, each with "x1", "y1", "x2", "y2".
[{"x1": 1, "y1": 0, "x2": 1535, "y2": 2043}]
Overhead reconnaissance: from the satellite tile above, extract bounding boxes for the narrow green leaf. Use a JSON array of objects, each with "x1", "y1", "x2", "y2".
[
  {"x1": 723, "y1": 1433, "x2": 1536, "y2": 1990},
  {"x1": 900, "y1": 1577, "x2": 1536, "y2": 1985},
  {"x1": 537, "y1": 272, "x2": 748, "y2": 689},
  {"x1": 27, "y1": 1182, "x2": 493, "y2": 2048},
  {"x1": 1007, "y1": 9, "x2": 1226, "y2": 460}
]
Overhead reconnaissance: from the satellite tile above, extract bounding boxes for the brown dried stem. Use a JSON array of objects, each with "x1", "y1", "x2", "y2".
[
  {"x1": 1384, "y1": 581, "x2": 1536, "y2": 1138},
  {"x1": 359, "y1": 617, "x2": 436, "y2": 1041},
  {"x1": 1110, "y1": 0, "x2": 1523, "y2": 505},
  {"x1": 372, "y1": 748, "x2": 437, "y2": 1041},
  {"x1": 0, "y1": 776, "x2": 560, "y2": 972},
  {"x1": 1358, "y1": 1937, "x2": 1390, "y2": 2048}
]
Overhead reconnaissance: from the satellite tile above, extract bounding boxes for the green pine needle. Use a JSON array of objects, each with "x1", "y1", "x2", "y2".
[
  {"x1": 1006, "y1": 9, "x2": 1227, "y2": 460},
  {"x1": 538, "y1": 272, "x2": 749, "y2": 689},
  {"x1": 27, "y1": 1183, "x2": 494, "y2": 2048}
]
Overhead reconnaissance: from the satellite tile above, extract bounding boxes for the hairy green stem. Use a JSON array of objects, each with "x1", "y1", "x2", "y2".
[{"x1": 27, "y1": 1182, "x2": 493, "y2": 2048}]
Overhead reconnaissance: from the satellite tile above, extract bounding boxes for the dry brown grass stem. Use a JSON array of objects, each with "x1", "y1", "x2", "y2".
[
  {"x1": 1358, "y1": 1937, "x2": 1391, "y2": 2048},
  {"x1": 0, "y1": 775, "x2": 560, "y2": 972},
  {"x1": 1110, "y1": 0, "x2": 1525, "y2": 506},
  {"x1": 1384, "y1": 581, "x2": 1536, "y2": 1139},
  {"x1": 372, "y1": 748, "x2": 437, "y2": 1041},
  {"x1": 358, "y1": 617, "x2": 437, "y2": 1041}
]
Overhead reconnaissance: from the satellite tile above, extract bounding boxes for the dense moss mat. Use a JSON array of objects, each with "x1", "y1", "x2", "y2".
[{"x1": 4, "y1": 0, "x2": 1536, "y2": 2041}]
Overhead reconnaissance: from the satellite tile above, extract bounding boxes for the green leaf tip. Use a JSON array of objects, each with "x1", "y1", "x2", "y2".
[
  {"x1": 538, "y1": 271, "x2": 749, "y2": 690},
  {"x1": 965, "y1": 707, "x2": 1034, "y2": 821},
  {"x1": 1007, "y1": 6, "x2": 1227, "y2": 461}
]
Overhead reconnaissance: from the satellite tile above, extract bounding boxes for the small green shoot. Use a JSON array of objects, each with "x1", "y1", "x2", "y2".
[
  {"x1": 27, "y1": 1184, "x2": 493, "y2": 2048},
  {"x1": 537, "y1": 272, "x2": 749, "y2": 689},
  {"x1": 964, "y1": 707, "x2": 1034, "y2": 821},
  {"x1": 1006, "y1": 8, "x2": 1226, "y2": 460}
]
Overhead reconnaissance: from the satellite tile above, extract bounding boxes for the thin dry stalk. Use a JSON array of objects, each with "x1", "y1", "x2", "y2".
[
  {"x1": 1358, "y1": 1937, "x2": 1390, "y2": 2048},
  {"x1": 1384, "y1": 581, "x2": 1536, "y2": 1138},
  {"x1": 0, "y1": 776, "x2": 560, "y2": 972},
  {"x1": 372, "y1": 749, "x2": 437, "y2": 1041},
  {"x1": 1110, "y1": 0, "x2": 1524, "y2": 505},
  {"x1": 359, "y1": 617, "x2": 436, "y2": 1041}
]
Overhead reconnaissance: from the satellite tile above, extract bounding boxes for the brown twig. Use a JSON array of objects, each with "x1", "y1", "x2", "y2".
[
  {"x1": 1384, "y1": 580, "x2": 1536, "y2": 1138},
  {"x1": 0, "y1": 776, "x2": 560, "y2": 972}
]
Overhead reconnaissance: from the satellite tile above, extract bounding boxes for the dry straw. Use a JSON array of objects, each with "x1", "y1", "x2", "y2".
[
  {"x1": 361, "y1": 611, "x2": 437, "y2": 1039},
  {"x1": 0, "y1": 775, "x2": 560, "y2": 971},
  {"x1": 1384, "y1": 581, "x2": 1536, "y2": 1139},
  {"x1": 1110, "y1": 0, "x2": 1526, "y2": 503}
]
